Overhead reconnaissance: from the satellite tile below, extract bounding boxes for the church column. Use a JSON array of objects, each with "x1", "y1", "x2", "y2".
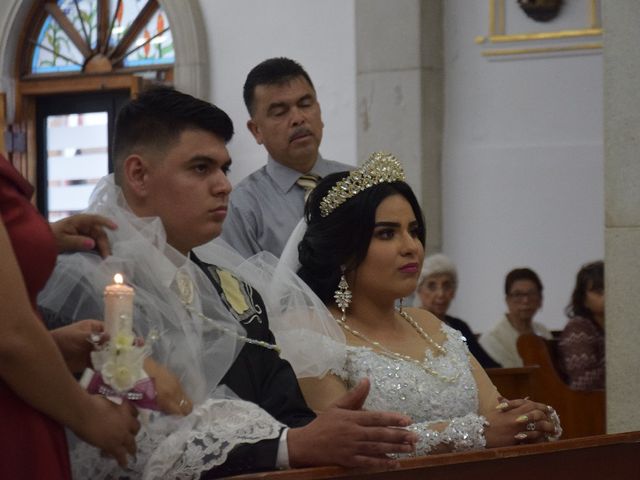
[
  {"x1": 602, "y1": 1, "x2": 640, "y2": 432},
  {"x1": 355, "y1": 0, "x2": 444, "y2": 253}
]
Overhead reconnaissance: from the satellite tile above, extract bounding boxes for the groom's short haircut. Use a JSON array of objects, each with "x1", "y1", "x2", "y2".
[{"x1": 112, "y1": 87, "x2": 234, "y2": 185}]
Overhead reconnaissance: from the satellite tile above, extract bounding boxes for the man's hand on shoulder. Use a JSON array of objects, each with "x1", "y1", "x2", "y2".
[{"x1": 287, "y1": 379, "x2": 417, "y2": 469}]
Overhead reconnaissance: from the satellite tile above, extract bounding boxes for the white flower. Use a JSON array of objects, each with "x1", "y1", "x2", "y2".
[
  {"x1": 99, "y1": 346, "x2": 146, "y2": 393},
  {"x1": 88, "y1": 332, "x2": 155, "y2": 395},
  {"x1": 103, "y1": 360, "x2": 135, "y2": 391},
  {"x1": 114, "y1": 332, "x2": 135, "y2": 351}
]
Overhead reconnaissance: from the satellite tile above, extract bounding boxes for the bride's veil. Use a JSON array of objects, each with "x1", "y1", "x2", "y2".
[{"x1": 204, "y1": 218, "x2": 346, "y2": 379}]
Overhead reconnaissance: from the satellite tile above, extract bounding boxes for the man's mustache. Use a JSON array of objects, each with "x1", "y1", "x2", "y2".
[{"x1": 289, "y1": 127, "x2": 312, "y2": 142}]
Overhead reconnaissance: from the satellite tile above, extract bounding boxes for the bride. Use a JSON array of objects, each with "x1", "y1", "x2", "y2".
[{"x1": 269, "y1": 152, "x2": 561, "y2": 454}]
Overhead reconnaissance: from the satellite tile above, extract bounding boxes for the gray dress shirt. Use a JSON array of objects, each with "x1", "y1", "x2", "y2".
[{"x1": 220, "y1": 155, "x2": 352, "y2": 258}]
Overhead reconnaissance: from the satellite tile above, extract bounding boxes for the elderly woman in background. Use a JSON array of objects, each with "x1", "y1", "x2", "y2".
[
  {"x1": 558, "y1": 261, "x2": 605, "y2": 390},
  {"x1": 415, "y1": 254, "x2": 500, "y2": 368}
]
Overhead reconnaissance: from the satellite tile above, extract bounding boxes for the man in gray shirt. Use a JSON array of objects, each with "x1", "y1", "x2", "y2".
[{"x1": 220, "y1": 57, "x2": 351, "y2": 258}]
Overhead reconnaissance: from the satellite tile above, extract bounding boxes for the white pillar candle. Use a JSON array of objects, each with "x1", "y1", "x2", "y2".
[{"x1": 104, "y1": 273, "x2": 134, "y2": 340}]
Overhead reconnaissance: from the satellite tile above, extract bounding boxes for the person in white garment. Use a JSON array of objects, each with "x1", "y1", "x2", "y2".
[{"x1": 479, "y1": 268, "x2": 553, "y2": 368}]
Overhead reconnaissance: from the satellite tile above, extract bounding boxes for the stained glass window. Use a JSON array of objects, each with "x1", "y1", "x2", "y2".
[
  {"x1": 124, "y1": 9, "x2": 174, "y2": 67},
  {"x1": 60, "y1": 0, "x2": 99, "y2": 49},
  {"x1": 32, "y1": 16, "x2": 84, "y2": 73},
  {"x1": 29, "y1": 0, "x2": 174, "y2": 76}
]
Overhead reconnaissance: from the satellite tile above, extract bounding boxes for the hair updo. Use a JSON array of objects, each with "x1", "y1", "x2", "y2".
[{"x1": 297, "y1": 171, "x2": 426, "y2": 304}]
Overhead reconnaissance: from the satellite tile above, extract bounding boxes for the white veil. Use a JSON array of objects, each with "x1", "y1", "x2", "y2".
[
  {"x1": 203, "y1": 218, "x2": 347, "y2": 379},
  {"x1": 38, "y1": 175, "x2": 284, "y2": 479}
]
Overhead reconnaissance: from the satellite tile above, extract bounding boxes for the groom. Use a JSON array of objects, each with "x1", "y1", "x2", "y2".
[{"x1": 100, "y1": 87, "x2": 416, "y2": 476}]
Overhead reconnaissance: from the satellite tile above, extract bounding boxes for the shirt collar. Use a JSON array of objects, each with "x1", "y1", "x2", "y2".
[{"x1": 266, "y1": 154, "x2": 326, "y2": 193}]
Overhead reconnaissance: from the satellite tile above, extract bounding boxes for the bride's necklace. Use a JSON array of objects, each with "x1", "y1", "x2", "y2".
[{"x1": 335, "y1": 308, "x2": 461, "y2": 383}]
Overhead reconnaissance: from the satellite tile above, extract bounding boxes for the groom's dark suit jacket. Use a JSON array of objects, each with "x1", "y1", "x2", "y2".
[{"x1": 192, "y1": 254, "x2": 316, "y2": 479}]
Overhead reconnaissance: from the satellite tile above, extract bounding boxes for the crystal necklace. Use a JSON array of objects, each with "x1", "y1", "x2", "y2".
[{"x1": 335, "y1": 308, "x2": 461, "y2": 383}]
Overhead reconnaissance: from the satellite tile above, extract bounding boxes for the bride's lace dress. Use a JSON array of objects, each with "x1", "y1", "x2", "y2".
[{"x1": 331, "y1": 323, "x2": 487, "y2": 454}]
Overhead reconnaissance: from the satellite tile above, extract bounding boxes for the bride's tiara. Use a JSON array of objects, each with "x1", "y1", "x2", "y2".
[{"x1": 319, "y1": 151, "x2": 406, "y2": 217}]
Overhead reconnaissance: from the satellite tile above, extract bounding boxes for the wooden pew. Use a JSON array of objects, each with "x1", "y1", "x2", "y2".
[
  {"x1": 227, "y1": 431, "x2": 640, "y2": 480},
  {"x1": 486, "y1": 365, "x2": 537, "y2": 400},
  {"x1": 516, "y1": 333, "x2": 605, "y2": 439}
]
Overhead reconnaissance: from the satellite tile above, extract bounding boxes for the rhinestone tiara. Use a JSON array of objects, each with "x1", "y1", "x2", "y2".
[{"x1": 319, "y1": 151, "x2": 406, "y2": 217}]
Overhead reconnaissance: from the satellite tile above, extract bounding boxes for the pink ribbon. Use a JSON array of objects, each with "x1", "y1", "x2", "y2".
[{"x1": 84, "y1": 370, "x2": 159, "y2": 410}]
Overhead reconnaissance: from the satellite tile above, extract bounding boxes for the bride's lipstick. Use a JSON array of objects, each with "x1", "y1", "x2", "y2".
[{"x1": 399, "y1": 263, "x2": 419, "y2": 274}]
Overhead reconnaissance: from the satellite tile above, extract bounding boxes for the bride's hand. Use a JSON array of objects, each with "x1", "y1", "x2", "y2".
[
  {"x1": 143, "y1": 358, "x2": 192, "y2": 415},
  {"x1": 484, "y1": 398, "x2": 558, "y2": 447}
]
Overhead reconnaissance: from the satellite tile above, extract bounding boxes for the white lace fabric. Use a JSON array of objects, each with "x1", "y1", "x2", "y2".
[
  {"x1": 332, "y1": 323, "x2": 487, "y2": 455},
  {"x1": 71, "y1": 398, "x2": 284, "y2": 479}
]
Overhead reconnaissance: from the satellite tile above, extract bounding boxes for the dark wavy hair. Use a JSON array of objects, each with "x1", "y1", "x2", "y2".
[
  {"x1": 565, "y1": 261, "x2": 604, "y2": 320},
  {"x1": 297, "y1": 172, "x2": 426, "y2": 304}
]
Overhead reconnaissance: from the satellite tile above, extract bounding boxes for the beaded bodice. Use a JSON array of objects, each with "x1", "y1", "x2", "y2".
[{"x1": 332, "y1": 322, "x2": 479, "y2": 425}]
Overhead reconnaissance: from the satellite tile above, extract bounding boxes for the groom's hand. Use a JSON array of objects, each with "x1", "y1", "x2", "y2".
[{"x1": 287, "y1": 379, "x2": 417, "y2": 469}]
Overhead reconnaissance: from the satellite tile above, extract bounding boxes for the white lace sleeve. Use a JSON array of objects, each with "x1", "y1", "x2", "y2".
[
  {"x1": 71, "y1": 398, "x2": 284, "y2": 480},
  {"x1": 400, "y1": 413, "x2": 488, "y2": 456}
]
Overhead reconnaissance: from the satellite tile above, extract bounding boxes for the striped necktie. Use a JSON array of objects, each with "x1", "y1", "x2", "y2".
[{"x1": 296, "y1": 173, "x2": 321, "y2": 201}]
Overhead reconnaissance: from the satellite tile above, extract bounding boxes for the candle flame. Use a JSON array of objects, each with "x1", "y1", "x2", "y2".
[{"x1": 114, "y1": 273, "x2": 124, "y2": 285}]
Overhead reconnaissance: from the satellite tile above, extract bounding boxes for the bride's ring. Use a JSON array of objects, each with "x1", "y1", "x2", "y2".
[{"x1": 526, "y1": 422, "x2": 536, "y2": 431}]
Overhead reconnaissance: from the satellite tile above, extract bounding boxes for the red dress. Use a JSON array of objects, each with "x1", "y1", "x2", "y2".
[{"x1": 0, "y1": 157, "x2": 71, "y2": 479}]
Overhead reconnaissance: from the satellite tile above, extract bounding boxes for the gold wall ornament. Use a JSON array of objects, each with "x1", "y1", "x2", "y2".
[
  {"x1": 476, "y1": 0, "x2": 602, "y2": 57},
  {"x1": 517, "y1": 0, "x2": 564, "y2": 23},
  {"x1": 319, "y1": 152, "x2": 406, "y2": 218}
]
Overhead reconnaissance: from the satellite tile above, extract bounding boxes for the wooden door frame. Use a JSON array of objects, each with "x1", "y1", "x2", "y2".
[{"x1": 15, "y1": 73, "x2": 142, "y2": 193}]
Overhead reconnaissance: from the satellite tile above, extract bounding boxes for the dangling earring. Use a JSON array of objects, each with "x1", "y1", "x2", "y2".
[
  {"x1": 334, "y1": 267, "x2": 352, "y2": 322},
  {"x1": 398, "y1": 297, "x2": 404, "y2": 314}
]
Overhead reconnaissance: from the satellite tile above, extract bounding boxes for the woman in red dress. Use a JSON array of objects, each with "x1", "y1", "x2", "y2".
[{"x1": 0, "y1": 155, "x2": 140, "y2": 479}]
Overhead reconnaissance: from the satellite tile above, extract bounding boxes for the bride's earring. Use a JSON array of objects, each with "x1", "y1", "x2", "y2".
[{"x1": 334, "y1": 267, "x2": 352, "y2": 322}]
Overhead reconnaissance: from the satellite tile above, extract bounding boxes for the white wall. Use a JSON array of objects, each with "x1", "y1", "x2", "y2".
[
  {"x1": 199, "y1": 0, "x2": 604, "y2": 332},
  {"x1": 442, "y1": 0, "x2": 604, "y2": 332},
  {"x1": 198, "y1": 0, "x2": 358, "y2": 185},
  {"x1": 1, "y1": 0, "x2": 604, "y2": 335}
]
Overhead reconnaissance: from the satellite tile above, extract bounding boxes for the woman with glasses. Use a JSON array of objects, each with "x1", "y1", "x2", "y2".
[
  {"x1": 479, "y1": 268, "x2": 553, "y2": 367},
  {"x1": 558, "y1": 261, "x2": 605, "y2": 390},
  {"x1": 415, "y1": 254, "x2": 500, "y2": 368}
]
